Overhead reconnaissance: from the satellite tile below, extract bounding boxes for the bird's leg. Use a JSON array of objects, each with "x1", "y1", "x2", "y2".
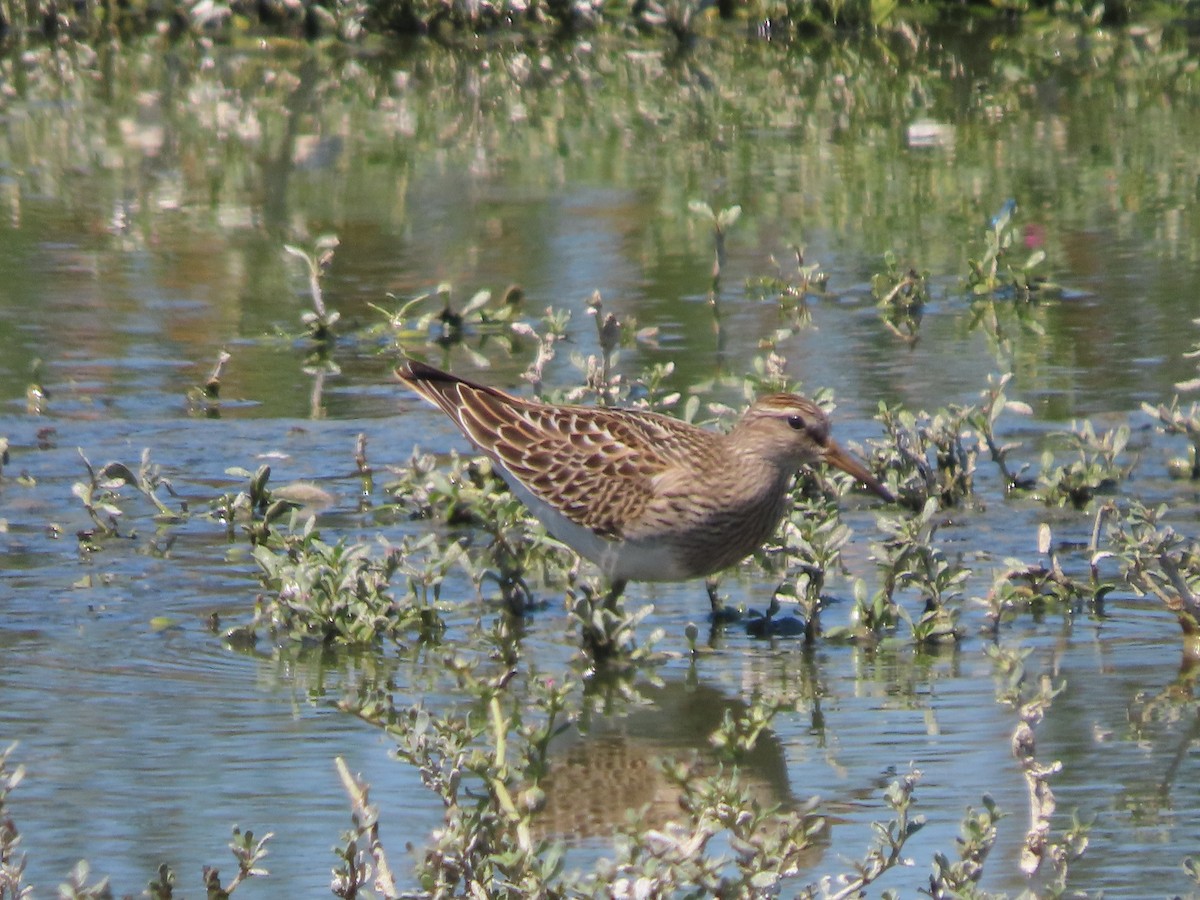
[
  {"x1": 706, "y1": 577, "x2": 722, "y2": 615},
  {"x1": 707, "y1": 577, "x2": 741, "y2": 624},
  {"x1": 604, "y1": 579, "x2": 628, "y2": 613}
]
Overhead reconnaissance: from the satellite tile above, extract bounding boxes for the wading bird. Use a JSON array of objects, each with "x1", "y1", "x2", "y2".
[{"x1": 398, "y1": 359, "x2": 892, "y2": 607}]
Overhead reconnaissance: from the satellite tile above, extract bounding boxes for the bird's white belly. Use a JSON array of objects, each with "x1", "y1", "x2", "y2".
[{"x1": 506, "y1": 477, "x2": 691, "y2": 582}]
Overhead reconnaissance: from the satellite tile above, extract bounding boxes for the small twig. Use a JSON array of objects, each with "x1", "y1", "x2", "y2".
[{"x1": 336, "y1": 757, "x2": 399, "y2": 899}]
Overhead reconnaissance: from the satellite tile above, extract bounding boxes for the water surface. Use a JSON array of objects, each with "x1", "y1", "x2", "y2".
[{"x1": 2, "y1": 25, "x2": 1200, "y2": 896}]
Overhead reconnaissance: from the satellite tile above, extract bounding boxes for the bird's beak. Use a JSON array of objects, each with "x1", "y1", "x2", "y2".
[{"x1": 823, "y1": 439, "x2": 893, "y2": 502}]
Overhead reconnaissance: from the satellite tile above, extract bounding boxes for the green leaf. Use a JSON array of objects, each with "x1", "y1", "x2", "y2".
[{"x1": 461, "y1": 290, "x2": 492, "y2": 316}]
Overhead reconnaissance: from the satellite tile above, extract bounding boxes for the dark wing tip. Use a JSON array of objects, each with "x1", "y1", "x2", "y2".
[{"x1": 396, "y1": 358, "x2": 454, "y2": 384}]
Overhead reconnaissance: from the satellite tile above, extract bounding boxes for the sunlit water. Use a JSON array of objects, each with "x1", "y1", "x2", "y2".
[{"x1": 3, "y1": 25, "x2": 1200, "y2": 897}]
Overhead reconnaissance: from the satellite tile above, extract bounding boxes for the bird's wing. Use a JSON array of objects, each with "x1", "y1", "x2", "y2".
[
  {"x1": 465, "y1": 394, "x2": 708, "y2": 537},
  {"x1": 398, "y1": 362, "x2": 713, "y2": 537}
]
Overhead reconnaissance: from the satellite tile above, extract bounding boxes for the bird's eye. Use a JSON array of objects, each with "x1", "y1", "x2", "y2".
[{"x1": 786, "y1": 414, "x2": 806, "y2": 431}]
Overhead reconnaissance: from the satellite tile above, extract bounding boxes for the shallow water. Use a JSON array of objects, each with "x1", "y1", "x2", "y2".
[{"x1": 3, "y1": 24, "x2": 1200, "y2": 897}]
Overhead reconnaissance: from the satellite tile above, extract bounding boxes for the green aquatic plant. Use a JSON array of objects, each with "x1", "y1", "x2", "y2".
[
  {"x1": 2, "y1": 0, "x2": 1182, "y2": 40},
  {"x1": 826, "y1": 577, "x2": 903, "y2": 644},
  {"x1": 872, "y1": 249, "x2": 929, "y2": 313},
  {"x1": 872, "y1": 249, "x2": 929, "y2": 345},
  {"x1": 1142, "y1": 396, "x2": 1200, "y2": 480},
  {"x1": 604, "y1": 755, "x2": 825, "y2": 898},
  {"x1": 0, "y1": 743, "x2": 28, "y2": 899},
  {"x1": 0, "y1": 742, "x2": 271, "y2": 898},
  {"x1": 384, "y1": 448, "x2": 577, "y2": 613},
  {"x1": 965, "y1": 199, "x2": 1050, "y2": 300},
  {"x1": 1172, "y1": 315, "x2": 1200, "y2": 393},
  {"x1": 73, "y1": 448, "x2": 186, "y2": 542},
  {"x1": 376, "y1": 282, "x2": 526, "y2": 359},
  {"x1": 985, "y1": 642, "x2": 1089, "y2": 892},
  {"x1": 568, "y1": 580, "x2": 663, "y2": 665},
  {"x1": 1037, "y1": 419, "x2": 1133, "y2": 508},
  {"x1": 186, "y1": 350, "x2": 232, "y2": 418},
  {"x1": 1139, "y1": 317, "x2": 1200, "y2": 478},
  {"x1": 688, "y1": 200, "x2": 741, "y2": 289},
  {"x1": 746, "y1": 245, "x2": 826, "y2": 336},
  {"x1": 25, "y1": 359, "x2": 47, "y2": 417},
  {"x1": 513, "y1": 307, "x2": 574, "y2": 400},
  {"x1": 247, "y1": 520, "x2": 453, "y2": 646},
  {"x1": 872, "y1": 499, "x2": 967, "y2": 646},
  {"x1": 209, "y1": 464, "x2": 295, "y2": 545},
  {"x1": 967, "y1": 372, "x2": 1035, "y2": 492},
  {"x1": 735, "y1": 351, "x2": 828, "y2": 405},
  {"x1": 339, "y1": 648, "x2": 970, "y2": 900},
  {"x1": 202, "y1": 827, "x2": 274, "y2": 898},
  {"x1": 285, "y1": 235, "x2": 341, "y2": 344},
  {"x1": 1185, "y1": 856, "x2": 1200, "y2": 892},
  {"x1": 925, "y1": 794, "x2": 1003, "y2": 898},
  {"x1": 1107, "y1": 501, "x2": 1200, "y2": 646},
  {"x1": 355, "y1": 432, "x2": 374, "y2": 500},
  {"x1": 871, "y1": 402, "x2": 979, "y2": 510},
  {"x1": 355, "y1": 660, "x2": 576, "y2": 899},
  {"x1": 978, "y1": 520, "x2": 1113, "y2": 639},
  {"x1": 635, "y1": 0, "x2": 714, "y2": 39},
  {"x1": 332, "y1": 757, "x2": 400, "y2": 899},
  {"x1": 547, "y1": 294, "x2": 660, "y2": 411},
  {"x1": 767, "y1": 492, "x2": 852, "y2": 643},
  {"x1": 801, "y1": 770, "x2": 925, "y2": 899}
]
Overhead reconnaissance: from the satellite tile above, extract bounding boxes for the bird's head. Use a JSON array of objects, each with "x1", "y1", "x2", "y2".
[{"x1": 739, "y1": 394, "x2": 893, "y2": 501}]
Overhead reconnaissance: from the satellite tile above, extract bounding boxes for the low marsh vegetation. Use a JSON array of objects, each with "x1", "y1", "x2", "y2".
[{"x1": 4, "y1": 0, "x2": 1188, "y2": 44}]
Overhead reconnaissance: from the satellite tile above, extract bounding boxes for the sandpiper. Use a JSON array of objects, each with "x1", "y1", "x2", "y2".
[{"x1": 397, "y1": 359, "x2": 892, "y2": 603}]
